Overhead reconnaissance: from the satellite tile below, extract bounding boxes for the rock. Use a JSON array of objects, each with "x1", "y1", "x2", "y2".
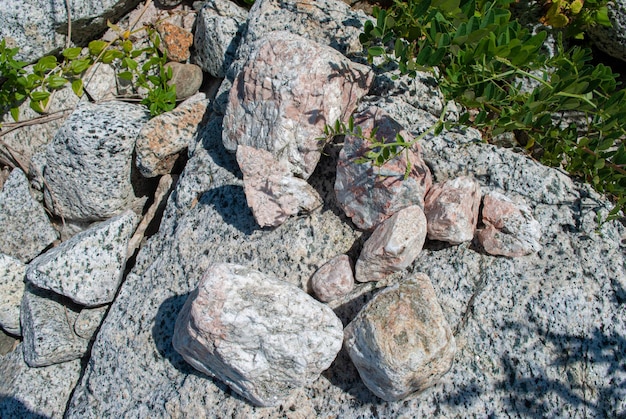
[
  {"x1": 477, "y1": 191, "x2": 542, "y2": 257},
  {"x1": 589, "y1": 0, "x2": 626, "y2": 62},
  {"x1": 43, "y1": 101, "x2": 150, "y2": 222},
  {"x1": 74, "y1": 305, "x2": 109, "y2": 340},
  {"x1": 20, "y1": 285, "x2": 90, "y2": 367},
  {"x1": 236, "y1": 145, "x2": 322, "y2": 228},
  {"x1": 424, "y1": 176, "x2": 481, "y2": 244},
  {"x1": 26, "y1": 210, "x2": 139, "y2": 307},
  {"x1": 193, "y1": 0, "x2": 248, "y2": 77},
  {"x1": 0, "y1": 254, "x2": 26, "y2": 336},
  {"x1": 156, "y1": 21, "x2": 193, "y2": 62},
  {"x1": 82, "y1": 61, "x2": 118, "y2": 103},
  {"x1": 223, "y1": 30, "x2": 373, "y2": 179},
  {"x1": 355, "y1": 205, "x2": 427, "y2": 282},
  {"x1": 344, "y1": 273, "x2": 456, "y2": 401},
  {"x1": 135, "y1": 97, "x2": 209, "y2": 177},
  {"x1": 335, "y1": 106, "x2": 433, "y2": 230},
  {"x1": 156, "y1": 0, "x2": 182, "y2": 6},
  {"x1": 310, "y1": 254, "x2": 354, "y2": 302},
  {"x1": 0, "y1": 330, "x2": 18, "y2": 356},
  {"x1": 0, "y1": 169, "x2": 58, "y2": 263},
  {"x1": 0, "y1": 344, "x2": 82, "y2": 419},
  {"x1": 165, "y1": 62, "x2": 204, "y2": 100},
  {"x1": 172, "y1": 263, "x2": 344, "y2": 407}
]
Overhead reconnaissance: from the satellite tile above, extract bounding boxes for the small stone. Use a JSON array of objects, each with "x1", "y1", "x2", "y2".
[
  {"x1": 0, "y1": 254, "x2": 26, "y2": 336},
  {"x1": 82, "y1": 61, "x2": 117, "y2": 103},
  {"x1": 74, "y1": 305, "x2": 108, "y2": 340},
  {"x1": 477, "y1": 191, "x2": 542, "y2": 257},
  {"x1": 424, "y1": 176, "x2": 481, "y2": 245},
  {"x1": 157, "y1": 22, "x2": 193, "y2": 62},
  {"x1": 0, "y1": 169, "x2": 58, "y2": 263},
  {"x1": 310, "y1": 255, "x2": 354, "y2": 302},
  {"x1": 172, "y1": 263, "x2": 344, "y2": 407},
  {"x1": 165, "y1": 62, "x2": 204, "y2": 101},
  {"x1": 26, "y1": 211, "x2": 139, "y2": 307},
  {"x1": 236, "y1": 145, "x2": 322, "y2": 228},
  {"x1": 344, "y1": 273, "x2": 456, "y2": 401},
  {"x1": 355, "y1": 205, "x2": 428, "y2": 282}
]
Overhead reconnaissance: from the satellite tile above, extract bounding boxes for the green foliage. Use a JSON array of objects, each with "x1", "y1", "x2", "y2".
[
  {"x1": 356, "y1": 0, "x2": 626, "y2": 221},
  {"x1": 540, "y1": 0, "x2": 611, "y2": 39}
]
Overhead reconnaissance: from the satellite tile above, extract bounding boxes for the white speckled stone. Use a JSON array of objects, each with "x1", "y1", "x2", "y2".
[
  {"x1": 0, "y1": 254, "x2": 26, "y2": 336},
  {"x1": 74, "y1": 305, "x2": 108, "y2": 340},
  {"x1": 26, "y1": 210, "x2": 139, "y2": 307}
]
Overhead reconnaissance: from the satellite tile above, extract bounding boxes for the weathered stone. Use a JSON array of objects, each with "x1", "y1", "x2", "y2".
[
  {"x1": 27, "y1": 210, "x2": 139, "y2": 307},
  {"x1": 193, "y1": 0, "x2": 248, "y2": 77},
  {"x1": 156, "y1": 0, "x2": 182, "y2": 6},
  {"x1": 477, "y1": 191, "x2": 542, "y2": 257},
  {"x1": 236, "y1": 145, "x2": 322, "y2": 228},
  {"x1": 0, "y1": 254, "x2": 26, "y2": 336},
  {"x1": 0, "y1": 169, "x2": 58, "y2": 263},
  {"x1": 424, "y1": 176, "x2": 481, "y2": 244},
  {"x1": 344, "y1": 273, "x2": 456, "y2": 401},
  {"x1": 335, "y1": 106, "x2": 433, "y2": 230},
  {"x1": 173, "y1": 263, "x2": 344, "y2": 407},
  {"x1": 20, "y1": 285, "x2": 89, "y2": 367},
  {"x1": 157, "y1": 21, "x2": 193, "y2": 62},
  {"x1": 135, "y1": 97, "x2": 209, "y2": 177},
  {"x1": 74, "y1": 305, "x2": 109, "y2": 340},
  {"x1": 310, "y1": 254, "x2": 354, "y2": 302},
  {"x1": 355, "y1": 205, "x2": 427, "y2": 283},
  {"x1": 82, "y1": 61, "x2": 118, "y2": 103},
  {"x1": 0, "y1": 330, "x2": 18, "y2": 356},
  {"x1": 589, "y1": 0, "x2": 626, "y2": 62},
  {"x1": 43, "y1": 101, "x2": 150, "y2": 222},
  {"x1": 223, "y1": 31, "x2": 373, "y2": 179},
  {"x1": 165, "y1": 62, "x2": 204, "y2": 100}
]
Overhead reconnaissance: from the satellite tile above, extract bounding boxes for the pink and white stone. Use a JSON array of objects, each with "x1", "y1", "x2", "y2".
[{"x1": 310, "y1": 254, "x2": 354, "y2": 302}]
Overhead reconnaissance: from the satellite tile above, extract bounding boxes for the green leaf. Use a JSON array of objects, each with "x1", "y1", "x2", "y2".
[
  {"x1": 70, "y1": 58, "x2": 91, "y2": 74},
  {"x1": 118, "y1": 71, "x2": 134, "y2": 81},
  {"x1": 88, "y1": 40, "x2": 108, "y2": 56},
  {"x1": 62, "y1": 47, "x2": 82, "y2": 60},
  {"x1": 368, "y1": 46, "x2": 385, "y2": 57},
  {"x1": 30, "y1": 90, "x2": 50, "y2": 101},
  {"x1": 37, "y1": 56, "x2": 57, "y2": 70},
  {"x1": 47, "y1": 75, "x2": 68, "y2": 88},
  {"x1": 71, "y1": 79, "x2": 83, "y2": 97},
  {"x1": 10, "y1": 106, "x2": 19, "y2": 122}
]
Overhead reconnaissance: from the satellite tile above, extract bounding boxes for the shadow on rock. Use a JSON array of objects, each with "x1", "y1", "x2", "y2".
[
  {"x1": 198, "y1": 185, "x2": 258, "y2": 236},
  {"x1": 0, "y1": 396, "x2": 51, "y2": 419}
]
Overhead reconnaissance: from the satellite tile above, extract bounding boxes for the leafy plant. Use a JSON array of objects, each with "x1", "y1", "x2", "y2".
[{"x1": 540, "y1": 0, "x2": 611, "y2": 39}]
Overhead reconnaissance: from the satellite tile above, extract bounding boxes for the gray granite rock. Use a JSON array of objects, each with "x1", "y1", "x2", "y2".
[
  {"x1": 0, "y1": 254, "x2": 26, "y2": 336},
  {"x1": 310, "y1": 254, "x2": 354, "y2": 302},
  {"x1": 0, "y1": 169, "x2": 58, "y2": 263},
  {"x1": 43, "y1": 101, "x2": 150, "y2": 222},
  {"x1": 589, "y1": 0, "x2": 626, "y2": 62},
  {"x1": 0, "y1": 344, "x2": 81, "y2": 419},
  {"x1": 165, "y1": 62, "x2": 204, "y2": 101},
  {"x1": 27, "y1": 210, "x2": 139, "y2": 307},
  {"x1": 345, "y1": 273, "x2": 456, "y2": 401},
  {"x1": 20, "y1": 284, "x2": 90, "y2": 367},
  {"x1": 74, "y1": 305, "x2": 108, "y2": 340},
  {"x1": 194, "y1": 0, "x2": 248, "y2": 77},
  {"x1": 173, "y1": 263, "x2": 344, "y2": 407}
]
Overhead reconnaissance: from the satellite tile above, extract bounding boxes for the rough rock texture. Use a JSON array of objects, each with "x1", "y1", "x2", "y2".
[
  {"x1": 74, "y1": 305, "x2": 109, "y2": 340},
  {"x1": 589, "y1": 0, "x2": 626, "y2": 62},
  {"x1": 223, "y1": 30, "x2": 373, "y2": 179},
  {"x1": 135, "y1": 97, "x2": 209, "y2": 177},
  {"x1": 156, "y1": 22, "x2": 193, "y2": 62},
  {"x1": 43, "y1": 101, "x2": 150, "y2": 222},
  {"x1": 20, "y1": 285, "x2": 90, "y2": 367},
  {"x1": 0, "y1": 344, "x2": 81, "y2": 419},
  {"x1": 194, "y1": 0, "x2": 248, "y2": 77},
  {"x1": 310, "y1": 255, "x2": 354, "y2": 302},
  {"x1": 26, "y1": 210, "x2": 139, "y2": 307},
  {"x1": 0, "y1": 254, "x2": 26, "y2": 336},
  {"x1": 236, "y1": 145, "x2": 322, "y2": 227},
  {"x1": 355, "y1": 205, "x2": 428, "y2": 283},
  {"x1": 477, "y1": 191, "x2": 542, "y2": 257},
  {"x1": 335, "y1": 106, "x2": 433, "y2": 230},
  {"x1": 345, "y1": 273, "x2": 456, "y2": 401},
  {"x1": 0, "y1": 169, "x2": 58, "y2": 263},
  {"x1": 173, "y1": 263, "x2": 344, "y2": 407},
  {"x1": 165, "y1": 62, "x2": 204, "y2": 101},
  {"x1": 424, "y1": 176, "x2": 481, "y2": 244}
]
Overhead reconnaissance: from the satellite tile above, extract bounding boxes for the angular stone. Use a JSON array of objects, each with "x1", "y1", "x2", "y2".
[
  {"x1": 223, "y1": 31, "x2": 373, "y2": 179},
  {"x1": 335, "y1": 106, "x2": 432, "y2": 230},
  {"x1": 27, "y1": 210, "x2": 139, "y2": 307},
  {"x1": 20, "y1": 285, "x2": 90, "y2": 367},
  {"x1": 355, "y1": 205, "x2": 427, "y2": 283},
  {"x1": 424, "y1": 176, "x2": 481, "y2": 244},
  {"x1": 173, "y1": 263, "x2": 344, "y2": 407},
  {"x1": 310, "y1": 254, "x2": 354, "y2": 302},
  {"x1": 74, "y1": 305, "x2": 108, "y2": 340},
  {"x1": 157, "y1": 21, "x2": 193, "y2": 62},
  {"x1": 0, "y1": 169, "x2": 58, "y2": 263},
  {"x1": 135, "y1": 97, "x2": 209, "y2": 177},
  {"x1": 477, "y1": 191, "x2": 542, "y2": 257},
  {"x1": 236, "y1": 145, "x2": 322, "y2": 228},
  {"x1": 0, "y1": 254, "x2": 26, "y2": 336},
  {"x1": 82, "y1": 61, "x2": 118, "y2": 103},
  {"x1": 344, "y1": 273, "x2": 456, "y2": 401},
  {"x1": 165, "y1": 62, "x2": 204, "y2": 101},
  {"x1": 194, "y1": 0, "x2": 248, "y2": 77}
]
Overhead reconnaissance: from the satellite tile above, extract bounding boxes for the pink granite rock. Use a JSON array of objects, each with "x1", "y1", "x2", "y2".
[
  {"x1": 355, "y1": 205, "x2": 428, "y2": 282},
  {"x1": 335, "y1": 106, "x2": 433, "y2": 230},
  {"x1": 236, "y1": 145, "x2": 322, "y2": 228},
  {"x1": 477, "y1": 191, "x2": 542, "y2": 257},
  {"x1": 310, "y1": 255, "x2": 354, "y2": 302},
  {"x1": 223, "y1": 31, "x2": 374, "y2": 180},
  {"x1": 424, "y1": 176, "x2": 481, "y2": 244},
  {"x1": 157, "y1": 22, "x2": 193, "y2": 62}
]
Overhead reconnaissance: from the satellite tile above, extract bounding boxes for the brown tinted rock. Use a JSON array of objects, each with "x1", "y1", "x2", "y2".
[
  {"x1": 157, "y1": 22, "x2": 193, "y2": 62},
  {"x1": 165, "y1": 62, "x2": 203, "y2": 100},
  {"x1": 477, "y1": 191, "x2": 542, "y2": 257},
  {"x1": 335, "y1": 106, "x2": 432, "y2": 230},
  {"x1": 355, "y1": 205, "x2": 427, "y2": 283},
  {"x1": 424, "y1": 176, "x2": 481, "y2": 244},
  {"x1": 223, "y1": 31, "x2": 373, "y2": 179},
  {"x1": 344, "y1": 273, "x2": 456, "y2": 401},
  {"x1": 310, "y1": 255, "x2": 354, "y2": 302}
]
